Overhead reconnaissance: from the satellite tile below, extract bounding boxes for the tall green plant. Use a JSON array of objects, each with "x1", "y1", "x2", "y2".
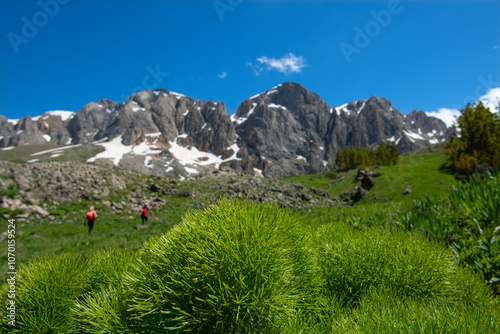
[
  {"x1": 316, "y1": 223, "x2": 477, "y2": 305},
  {"x1": 123, "y1": 199, "x2": 318, "y2": 333},
  {"x1": 0, "y1": 253, "x2": 89, "y2": 333},
  {"x1": 329, "y1": 287, "x2": 500, "y2": 333},
  {"x1": 72, "y1": 249, "x2": 135, "y2": 334},
  {"x1": 394, "y1": 171, "x2": 500, "y2": 292},
  {"x1": 446, "y1": 101, "x2": 500, "y2": 175}
]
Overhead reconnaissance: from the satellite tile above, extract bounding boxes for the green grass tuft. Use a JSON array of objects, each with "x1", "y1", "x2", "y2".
[
  {"x1": 0, "y1": 253, "x2": 89, "y2": 333},
  {"x1": 315, "y1": 222, "x2": 492, "y2": 305},
  {"x1": 123, "y1": 198, "x2": 317, "y2": 333}
]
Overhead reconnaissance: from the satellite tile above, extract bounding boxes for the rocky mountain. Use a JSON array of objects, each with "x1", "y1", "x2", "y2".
[{"x1": 0, "y1": 82, "x2": 453, "y2": 177}]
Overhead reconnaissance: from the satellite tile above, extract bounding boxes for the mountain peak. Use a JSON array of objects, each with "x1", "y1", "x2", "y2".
[{"x1": 1, "y1": 84, "x2": 453, "y2": 178}]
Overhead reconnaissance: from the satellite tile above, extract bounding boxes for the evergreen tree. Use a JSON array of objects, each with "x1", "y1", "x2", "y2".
[
  {"x1": 386, "y1": 141, "x2": 400, "y2": 166},
  {"x1": 445, "y1": 102, "x2": 500, "y2": 175},
  {"x1": 335, "y1": 141, "x2": 400, "y2": 171}
]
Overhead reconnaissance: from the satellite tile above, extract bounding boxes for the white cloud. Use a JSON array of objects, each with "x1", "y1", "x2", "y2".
[
  {"x1": 425, "y1": 108, "x2": 461, "y2": 128},
  {"x1": 217, "y1": 71, "x2": 227, "y2": 79},
  {"x1": 424, "y1": 87, "x2": 500, "y2": 128},
  {"x1": 247, "y1": 62, "x2": 264, "y2": 76},
  {"x1": 479, "y1": 87, "x2": 500, "y2": 112},
  {"x1": 249, "y1": 53, "x2": 307, "y2": 75}
]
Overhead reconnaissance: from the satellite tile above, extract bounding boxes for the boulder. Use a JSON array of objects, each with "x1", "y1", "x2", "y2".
[
  {"x1": 134, "y1": 225, "x2": 149, "y2": 230},
  {"x1": 30, "y1": 205, "x2": 50, "y2": 217},
  {"x1": 351, "y1": 186, "x2": 369, "y2": 203},
  {"x1": 356, "y1": 169, "x2": 382, "y2": 181},
  {"x1": 111, "y1": 202, "x2": 124, "y2": 210},
  {"x1": 310, "y1": 187, "x2": 331, "y2": 198},
  {"x1": 149, "y1": 183, "x2": 162, "y2": 192},
  {"x1": 361, "y1": 175, "x2": 375, "y2": 191}
]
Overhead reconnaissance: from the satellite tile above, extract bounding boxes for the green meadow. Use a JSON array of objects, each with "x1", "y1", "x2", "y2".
[{"x1": 1, "y1": 149, "x2": 499, "y2": 333}]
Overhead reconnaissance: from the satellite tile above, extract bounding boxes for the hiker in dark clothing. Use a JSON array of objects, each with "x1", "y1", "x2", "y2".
[
  {"x1": 86, "y1": 206, "x2": 97, "y2": 234},
  {"x1": 141, "y1": 204, "x2": 148, "y2": 224}
]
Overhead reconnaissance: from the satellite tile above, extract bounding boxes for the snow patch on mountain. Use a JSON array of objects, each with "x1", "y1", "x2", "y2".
[
  {"x1": 168, "y1": 137, "x2": 240, "y2": 174},
  {"x1": 357, "y1": 101, "x2": 367, "y2": 115},
  {"x1": 44, "y1": 110, "x2": 75, "y2": 121},
  {"x1": 87, "y1": 135, "x2": 161, "y2": 165},
  {"x1": 334, "y1": 103, "x2": 349, "y2": 116},
  {"x1": 31, "y1": 144, "x2": 83, "y2": 156},
  {"x1": 249, "y1": 84, "x2": 283, "y2": 99},
  {"x1": 231, "y1": 103, "x2": 257, "y2": 125},
  {"x1": 268, "y1": 103, "x2": 286, "y2": 109}
]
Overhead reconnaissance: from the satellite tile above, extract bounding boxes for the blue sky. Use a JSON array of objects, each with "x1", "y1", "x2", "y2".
[{"x1": 1, "y1": 0, "x2": 499, "y2": 120}]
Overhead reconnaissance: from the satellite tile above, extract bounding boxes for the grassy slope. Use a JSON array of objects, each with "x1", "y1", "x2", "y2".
[
  {"x1": 2, "y1": 149, "x2": 500, "y2": 332},
  {"x1": 282, "y1": 151, "x2": 457, "y2": 226},
  {"x1": 0, "y1": 144, "x2": 104, "y2": 163},
  {"x1": 0, "y1": 150, "x2": 456, "y2": 281}
]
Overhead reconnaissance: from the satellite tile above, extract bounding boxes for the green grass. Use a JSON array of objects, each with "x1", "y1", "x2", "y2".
[
  {"x1": 1, "y1": 199, "x2": 498, "y2": 333},
  {"x1": 283, "y1": 151, "x2": 456, "y2": 205},
  {"x1": 1, "y1": 149, "x2": 499, "y2": 332},
  {"x1": 284, "y1": 151, "x2": 457, "y2": 229},
  {"x1": 122, "y1": 199, "x2": 317, "y2": 333},
  {"x1": 325, "y1": 288, "x2": 499, "y2": 334},
  {"x1": 395, "y1": 171, "x2": 500, "y2": 293},
  {"x1": 0, "y1": 253, "x2": 90, "y2": 333},
  {"x1": 0, "y1": 197, "x2": 190, "y2": 282},
  {"x1": 316, "y1": 222, "x2": 493, "y2": 305},
  {"x1": 0, "y1": 144, "x2": 104, "y2": 163},
  {"x1": 368, "y1": 152, "x2": 457, "y2": 204},
  {"x1": 0, "y1": 151, "x2": 459, "y2": 282},
  {"x1": 0, "y1": 183, "x2": 21, "y2": 198}
]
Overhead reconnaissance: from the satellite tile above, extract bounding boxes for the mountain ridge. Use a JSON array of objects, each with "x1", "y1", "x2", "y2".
[{"x1": 0, "y1": 82, "x2": 453, "y2": 177}]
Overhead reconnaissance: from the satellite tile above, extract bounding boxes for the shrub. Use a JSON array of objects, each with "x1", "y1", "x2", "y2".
[
  {"x1": 124, "y1": 199, "x2": 317, "y2": 333},
  {"x1": 395, "y1": 171, "x2": 500, "y2": 292},
  {"x1": 48, "y1": 208, "x2": 64, "y2": 217},
  {"x1": 0, "y1": 253, "x2": 89, "y2": 333},
  {"x1": 445, "y1": 101, "x2": 500, "y2": 176},
  {"x1": 0, "y1": 183, "x2": 20, "y2": 198},
  {"x1": 83, "y1": 248, "x2": 135, "y2": 293},
  {"x1": 73, "y1": 285, "x2": 128, "y2": 334},
  {"x1": 324, "y1": 171, "x2": 338, "y2": 180},
  {"x1": 335, "y1": 141, "x2": 399, "y2": 171},
  {"x1": 316, "y1": 223, "x2": 469, "y2": 305},
  {"x1": 72, "y1": 249, "x2": 135, "y2": 334},
  {"x1": 0, "y1": 249, "x2": 136, "y2": 333},
  {"x1": 0, "y1": 207, "x2": 26, "y2": 217},
  {"x1": 330, "y1": 287, "x2": 500, "y2": 333}
]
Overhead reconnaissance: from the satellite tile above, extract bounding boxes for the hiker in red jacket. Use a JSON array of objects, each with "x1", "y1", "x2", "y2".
[
  {"x1": 86, "y1": 206, "x2": 97, "y2": 234},
  {"x1": 141, "y1": 204, "x2": 148, "y2": 224}
]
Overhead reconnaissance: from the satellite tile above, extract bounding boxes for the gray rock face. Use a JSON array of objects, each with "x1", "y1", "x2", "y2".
[
  {"x1": 232, "y1": 82, "x2": 451, "y2": 177},
  {"x1": 66, "y1": 90, "x2": 237, "y2": 158},
  {"x1": 0, "y1": 111, "x2": 74, "y2": 147},
  {"x1": 1, "y1": 116, "x2": 46, "y2": 147},
  {"x1": 1, "y1": 83, "x2": 452, "y2": 177},
  {"x1": 233, "y1": 82, "x2": 331, "y2": 177}
]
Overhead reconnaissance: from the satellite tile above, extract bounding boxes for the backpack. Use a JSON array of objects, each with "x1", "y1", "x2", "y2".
[
  {"x1": 142, "y1": 207, "x2": 148, "y2": 217},
  {"x1": 86, "y1": 210, "x2": 95, "y2": 221}
]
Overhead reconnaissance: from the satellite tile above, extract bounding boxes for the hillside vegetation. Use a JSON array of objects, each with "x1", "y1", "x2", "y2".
[
  {"x1": 1, "y1": 149, "x2": 499, "y2": 332},
  {"x1": 0, "y1": 143, "x2": 104, "y2": 164}
]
